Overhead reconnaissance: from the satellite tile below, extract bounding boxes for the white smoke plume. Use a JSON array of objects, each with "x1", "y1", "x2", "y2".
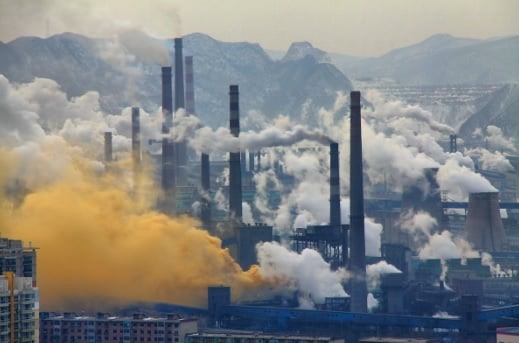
[
  {"x1": 481, "y1": 252, "x2": 514, "y2": 278},
  {"x1": 340, "y1": 198, "x2": 383, "y2": 257},
  {"x1": 363, "y1": 90, "x2": 455, "y2": 135},
  {"x1": 367, "y1": 293, "x2": 379, "y2": 312},
  {"x1": 418, "y1": 231, "x2": 479, "y2": 260},
  {"x1": 256, "y1": 242, "x2": 349, "y2": 307},
  {"x1": 366, "y1": 261, "x2": 402, "y2": 289},
  {"x1": 465, "y1": 147, "x2": 514, "y2": 173},
  {"x1": 242, "y1": 202, "x2": 255, "y2": 225},
  {"x1": 437, "y1": 157, "x2": 497, "y2": 200},
  {"x1": 473, "y1": 126, "x2": 517, "y2": 152},
  {"x1": 171, "y1": 111, "x2": 332, "y2": 154}
]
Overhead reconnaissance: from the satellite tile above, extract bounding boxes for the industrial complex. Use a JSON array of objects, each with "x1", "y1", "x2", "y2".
[{"x1": 2, "y1": 35, "x2": 519, "y2": 343}]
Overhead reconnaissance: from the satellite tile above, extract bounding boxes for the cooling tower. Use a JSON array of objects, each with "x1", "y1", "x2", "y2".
[
  {"x1": 349, "y1": 91, "x2": 367, "y2": 313},
  {"x1": 229, "y1": 85, "x2": 242, "y2": 225},
  {"x1": 185, "y1": 56, "x2": 195, "y2": 114},
  {"x1": 104, "y1": 132, "x2": 112, "y2": 163},
  {"x1": 464, "y1": 192, "x2": 505, "y2": 252},
  {"x1": 161, "y1": 66, "x2": 175, "y2": 210},
  {"x1": 131, "y1": 107, "x2": 141, "y2": 168},
  {"x1": 200, "y1": 153, "x2": 211, "y2": 229}
]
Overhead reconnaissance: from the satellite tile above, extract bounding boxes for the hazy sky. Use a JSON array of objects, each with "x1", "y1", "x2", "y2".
[{"x1": 0, "y1": 0, "x2": 518, "y2": 56}]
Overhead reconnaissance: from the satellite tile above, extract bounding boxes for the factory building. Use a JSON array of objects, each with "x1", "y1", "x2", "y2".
[{"x1": 39, "y1": 313, "x2": 198, "y2": 343}]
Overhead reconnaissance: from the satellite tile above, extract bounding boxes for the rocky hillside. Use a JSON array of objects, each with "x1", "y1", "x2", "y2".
[{"x1": 0, "y1": 32, "x2": 353, "y2": 128}]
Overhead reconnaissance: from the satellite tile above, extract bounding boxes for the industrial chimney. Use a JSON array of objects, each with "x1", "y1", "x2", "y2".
[
  {"x1": 349, "y1": 91, "x2": 368, "y2": 313},
  {"x1": 201, "y1": 153, "x2": 212, "y2": 229},
  {"x1": 131, "y1": 107, "x2": 141, "y2": 168},
  {"x1": 229, "y1": 85, "x2": 242, "y2": 225},
  {"x1": 161, "y1": 66, "x2": 175, "y2": 212},
  {"x1": 330, "y1": 142, "x2": 346, "y2": 266},
  {"x1": 330, "y1": 142, "x2": 341, "y2": 227},
  {"x1": 104, "y1": 132, "x2": 113, "y2": 166},
  {"x1": 248, "y1": 151, "x2": 255, "y2": 173},
  {"x1": 185, "y1": 56, "x2": 195, "y2": 114},
  {"x1": 464, "y1": 192, "x2": 505, "y2": 252},
  {"x1": 174, "y1": 38, "x2": 187, "y2": 185}
]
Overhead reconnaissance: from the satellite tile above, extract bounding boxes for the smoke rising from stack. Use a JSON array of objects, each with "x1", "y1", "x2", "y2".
[
  {"x1": 256, "y1": 242, "x2": 349, "y2": 307},
  {"x1": 169, "y1": 111, "x2": 333, "y2": 154}
]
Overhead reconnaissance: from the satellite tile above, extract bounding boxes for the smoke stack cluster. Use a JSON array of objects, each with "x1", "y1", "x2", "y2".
[
  {"x1": 464, "y1": 192, "x2": 505, "y2": 252},
  {"x1": 349, "y1": 91, "x2": 367, "y2": 313},
  {"x1": 229, "y1": 85, "x2": 242, "y2": 225},
  {"x1": 104, "y1": 132, "x2": 112, "y2": 163},
  {"x1": 161, "y1": 66, "x2": 175, "y2": 212}
]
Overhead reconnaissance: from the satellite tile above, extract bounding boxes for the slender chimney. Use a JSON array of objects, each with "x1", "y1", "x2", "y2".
[
  {"x1": 330, "y1": 142, "x2": 341, "y2": 227},
  {"x1": 161, "y1": 66, "x2": 175, "y2": 211},
  {"x1": 162, "y1": 66, "x2": 173, "y2": 132},
  {"x1": 200, "y1": 153, "x2": 211, "y2": 228},
  {"x1": 241, "y1": 152, "x2": 247, "y2": 175},
  {"x1": 185, "y1": 56, "x2": 195, "y2": 114},
  {"x1": 249, "y1": 151, "x2": 255, "y2": 172},
  {"x1": 174, "y1": 38, "x2": 185, "y2": 111},
  {"x1": 349, "y1": 91, "x2": 367, "y2": 313},
  {"x1": 229, "y1": 85, "x2": 242, "y2": 224},
  {"x1": 449, "y1": 134, "x2": 457, "y2": 153},
  {"x1": 131, "y1": 107, "x2": 141, "y2": 168},
  {"x1": 330, "y1": 142, "x2": 346, "y2": 266},
  {"x1": 104, "y1": 132, "x2": 112, "y2": 163},
  {"x1": 174, "y1": 38, "x2": 187, "y2": 185}
]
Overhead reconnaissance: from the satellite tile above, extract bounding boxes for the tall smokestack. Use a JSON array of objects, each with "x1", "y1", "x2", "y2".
[
  {"x1": 200, "y1": 153, "x2": 211, "y2": 229},
  {"x1": 464, "y1": 192, "x2": 505, "y2": 252},
  {"x1": 174, "y1": 38, "x2": 185, "y2": 111},
  {"x1": 349, "y1": 91, "x2": 367, "y2": 313},
  {"x1": 330, "y1": 142, "x2": 341, "y2": 227},
  {"x1": 249, "y1": 151, "x2": 255, "y2": 172},
  {"x1": 104, "y1": 132, "x2": 112, "y2": 163},
  {"x1": 229, "y1": 85, "x2": 242, "y2": 224},
  {"x1": 161, "y1": 66, "x2": 175, "y2": 212},
  {"x1": 162, "y1": 66, "x2": 173, "y2": 131},
  {"x1": 131, "y1": 107, "x2": 141, "y2": 168},
  {"x1": 185, "y1": 56, "x2": 195, "y2": 114},
  {"x1": 329, "y1": 142, "x2": 345, "y2": 265},
  {"x1": 174, "y1": 38, "x2": 187, "y2": 185}
]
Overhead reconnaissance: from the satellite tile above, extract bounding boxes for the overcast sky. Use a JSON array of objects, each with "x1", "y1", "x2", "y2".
[{"x1": 0, "y1": 0, "x2": 518, "y2": 56}]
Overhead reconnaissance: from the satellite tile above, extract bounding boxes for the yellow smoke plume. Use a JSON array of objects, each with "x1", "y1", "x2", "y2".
[{"x1": 0, "y1": 150, "x2": 269, "y2": 311}]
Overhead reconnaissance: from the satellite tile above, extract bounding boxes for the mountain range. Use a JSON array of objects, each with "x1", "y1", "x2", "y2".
[{"x1": 0, "y1": 31, "x2": 518, "y2": 147}]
